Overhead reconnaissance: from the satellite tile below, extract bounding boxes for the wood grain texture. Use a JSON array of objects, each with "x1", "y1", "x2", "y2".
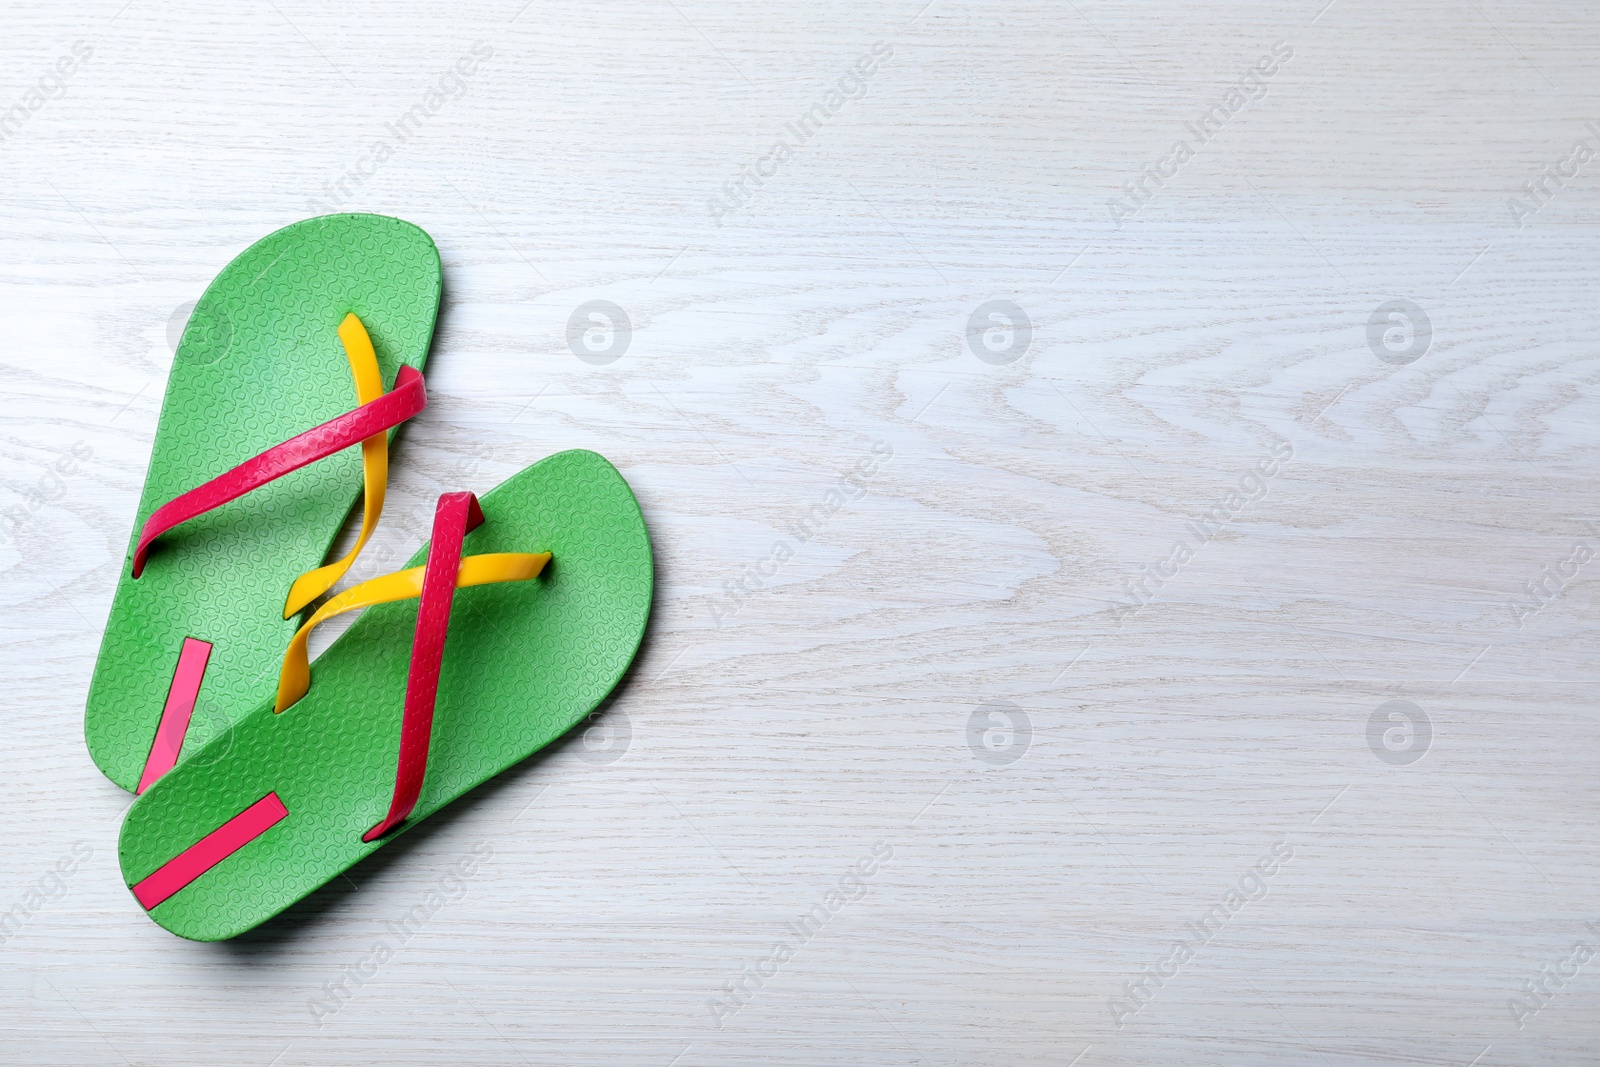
[{"x1": 3, "y1": 0, "x2": 1600, "y2": 1064}]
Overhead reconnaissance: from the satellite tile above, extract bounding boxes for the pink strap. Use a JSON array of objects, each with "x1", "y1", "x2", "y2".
[
  {"x1": 131, "y1": 792, "x2": 289, "y2": 910},
  {"x1": 131, "y1": 365, "x2": 426, "y2": 578},
  {"x1": 362, "y1": 491, "x2": 484, "y2": 842},
  {"x1": 136, "y1": 637, "x2": 213, "y2": 794}
]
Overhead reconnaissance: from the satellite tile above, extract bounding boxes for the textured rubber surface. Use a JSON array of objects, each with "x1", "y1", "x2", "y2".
[
  {"x1": 118, "y1": 451, "x2": 654, "y2": 941},
  {"x1": 86, "y1": 215, "x2": 441, "y2": 793}
]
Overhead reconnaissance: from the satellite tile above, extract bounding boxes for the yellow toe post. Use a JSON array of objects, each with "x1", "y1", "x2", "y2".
[
  {"x1": 282, "y1": 313, "x2": 391, "y2": 619},
  {"x1": 275, "y1": 552, "x2": 549, "y2": 713}
]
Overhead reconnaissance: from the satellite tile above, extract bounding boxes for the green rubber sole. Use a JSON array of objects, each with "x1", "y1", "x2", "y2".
[
  {"x1": 118, "y1": 450, "x2": 654, "y2": 941},
  {"x1": 86, "y1": 214, "x2": 442, "y2": 793}
]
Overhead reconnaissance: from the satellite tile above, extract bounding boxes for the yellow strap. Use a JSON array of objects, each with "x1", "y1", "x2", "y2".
[
  {"x1": 275, "y1": 551, "x2": 550, "y2": 713},
  {"x1": 282, "y1": 313, "x2": 392, "y2": 618}
]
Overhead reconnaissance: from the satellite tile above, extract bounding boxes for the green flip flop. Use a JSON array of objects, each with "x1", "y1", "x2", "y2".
[
  {"x1": 86, "y1": 214, "x2": 441, "y2": 794},
  {"x1": 117, "y1": 450, "x2": 654, "y2": 941}
]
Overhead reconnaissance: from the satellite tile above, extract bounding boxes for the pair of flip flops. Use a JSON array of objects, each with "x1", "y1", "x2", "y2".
[{"x1": 88, "y1": 215, "x2": 653, "y2": 941}]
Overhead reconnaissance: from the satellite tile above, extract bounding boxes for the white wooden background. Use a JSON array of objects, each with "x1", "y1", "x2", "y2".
[{"x1": 3, "y1": 0, "x2": 1599, "y2": 1064}]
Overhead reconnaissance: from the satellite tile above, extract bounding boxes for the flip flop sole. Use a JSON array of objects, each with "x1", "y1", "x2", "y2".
[
  {"x1": 118, "y1": 450, "x2": 653, "y2": 941},
  {"x1": 87, "y1": 214, "x2": 441, "y2": 792}
]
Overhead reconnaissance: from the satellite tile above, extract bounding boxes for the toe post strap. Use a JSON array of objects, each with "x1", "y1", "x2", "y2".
[
  {"x1": 269, "y1": 490, "x2": 549, "y2": 843},
  {"x1": 363, "y1": 491, "x2": 481, "y2": 842}
]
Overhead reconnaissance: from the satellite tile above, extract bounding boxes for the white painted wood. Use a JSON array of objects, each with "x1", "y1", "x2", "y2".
[{"x1": 2, "y1": 0, "x2": 1599, "y2": 1063}]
